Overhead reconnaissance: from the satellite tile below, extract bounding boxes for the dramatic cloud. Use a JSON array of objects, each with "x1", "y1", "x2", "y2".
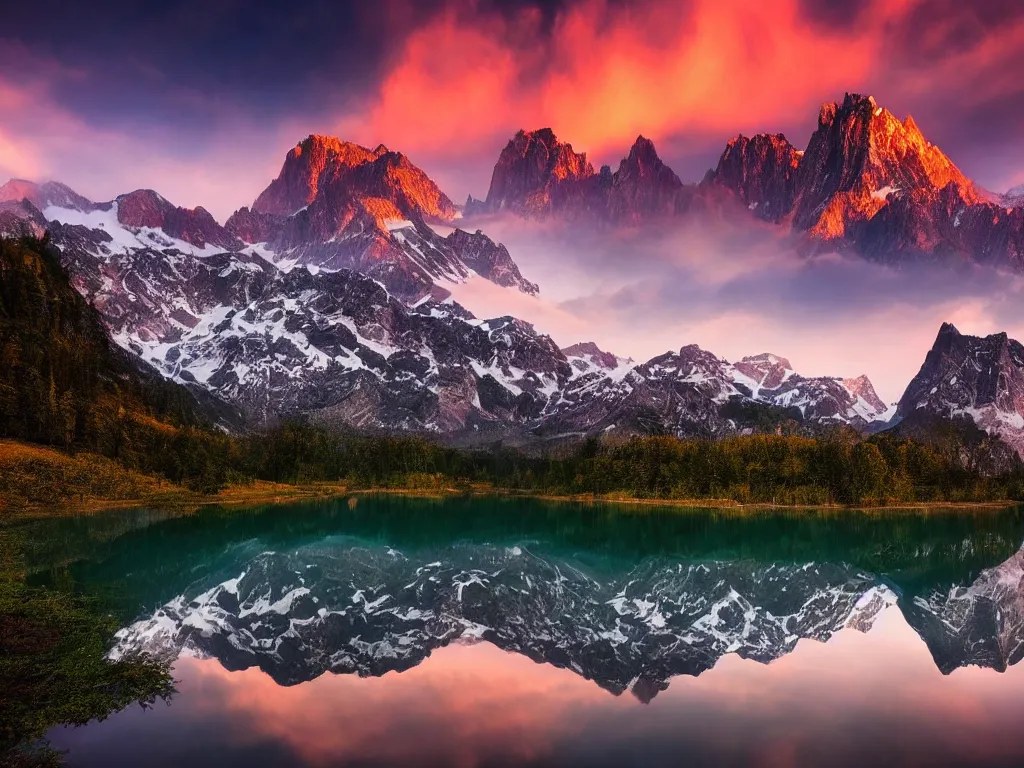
[
  {"x1": 448, "y1": 215, "x2": 1024, "y2": 402},
  {"x1": 349, "y1": 0, "x2": 1024, "y2": 196},
  {"x1": 1, "y1": 0, "x2": 1023, "y2": 211}
]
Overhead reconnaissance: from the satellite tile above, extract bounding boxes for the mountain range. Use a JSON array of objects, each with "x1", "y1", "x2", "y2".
[
  {"x1": 468, "y1": 93, "x2": 1024, "y2": 268},
  {"x1": 2, "y1": 91, "x2": 1024, "y2": 451}
]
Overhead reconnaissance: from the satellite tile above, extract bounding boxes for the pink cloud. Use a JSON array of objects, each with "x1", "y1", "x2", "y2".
[
  {"x1": 447, "y1": 216, "x2": 1024, "y2": 403},
  {"x1": 0, "y1": 45, "x2": 304, "y2": 220},
  {"x1": 331, "y1": 0, "x2": 1024, "y2": 199}
]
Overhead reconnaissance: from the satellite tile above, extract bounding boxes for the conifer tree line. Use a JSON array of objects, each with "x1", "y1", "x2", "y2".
[{"x1": 2, "y1": 235, "x2": 1024, "y2": 505}]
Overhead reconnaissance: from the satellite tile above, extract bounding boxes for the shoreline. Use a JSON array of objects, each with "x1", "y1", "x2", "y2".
[
  {"x1": 7, "y1": 484, "x2": 1016, "y2": 522},
  {"x1": 346, "y1": 487, "x2": 1020, "y2": 514},
  {"x1": 0, "y1": 481, "x2": 352, "y2": 521}
]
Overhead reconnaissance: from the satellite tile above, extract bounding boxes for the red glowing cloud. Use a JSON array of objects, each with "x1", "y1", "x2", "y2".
[
  {"x1": 351, "y1": 0, "x2": 893, "y2": 152},
  {"x1": 2, "y1": 0, "x2": 1024, "y2": 214},
  {"x1": 343, "y1": 0, "x2": 1024, "y2": 194}
]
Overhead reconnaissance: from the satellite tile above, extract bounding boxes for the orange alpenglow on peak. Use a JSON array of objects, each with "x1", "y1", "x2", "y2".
[
  {"x1": 479, "y1": 128, "x2": 595, "y2": 214},
  {"x1": 252, "y1": 134, "x2": 457, "y2": 222},
  {"x1": 793, "y1": 92, "x2": 980, "y2": 239},
  {"x1": 705, "y1": 92, "x2": 986, "y2": 239}
]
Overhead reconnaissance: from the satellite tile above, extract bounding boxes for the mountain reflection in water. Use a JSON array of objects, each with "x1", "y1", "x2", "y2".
[{"x1": 24, "y1": 497, "x2": 1024, "y2": 767}]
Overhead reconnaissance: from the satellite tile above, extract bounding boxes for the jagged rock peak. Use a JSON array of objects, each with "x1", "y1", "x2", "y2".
[
  {"x1": 607, "y1": 135, "x2": 686, "y2": 222},
  {"x1": 481, "y1": 128, "x2": 595, "y2": 214},
  {"x1": 842, "y1": 374, "x2": 887, "y2": 415},
  {"x1": 794, "y1": 92, "x2": 980, "y2": 238},
  {"x1": 617, "y1": 136, "x2": 680, "y2": 183},
  {"x1": 114, "y1": 189, "x2": 241, "y2": 251},
  {"x1": 740, "y1": 352, "x2": 794, "y2": 370},
  {"x1": 252, "y1": 134, "x2": 457, "y2": 222},
  {"x1": 733, "y1": 353, "x2": 794, "y2": 390},
  {"x1": 704, "y1": 134, "x2": 801, "y2": 223},
  {"x1": 897, "y1": 323, "x2": 1024, "y2": 457},
  {"x1": 509, "y1": 129, "x2": 594, "y2": 182},
  {"x1": 623, "y1": 135, "x2": 660, "y2": 168}
]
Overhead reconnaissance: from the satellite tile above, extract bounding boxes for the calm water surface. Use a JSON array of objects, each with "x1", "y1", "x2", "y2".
[{"x1": 18, "y1": 497, "x2": 1024, "y2": 767}]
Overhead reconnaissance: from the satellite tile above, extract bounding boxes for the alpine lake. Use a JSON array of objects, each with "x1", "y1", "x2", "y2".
[{"x1": 6, "y1": 495, "x2": 1024, "y2": 767}]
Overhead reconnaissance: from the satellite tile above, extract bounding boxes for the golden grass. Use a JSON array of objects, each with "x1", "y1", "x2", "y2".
[
  {"x1": 0, "y1": 441, "x2": 353, "y2": 519},
  {"x1": 0, "y1": 440, "x2": 178, "y2": 512}
]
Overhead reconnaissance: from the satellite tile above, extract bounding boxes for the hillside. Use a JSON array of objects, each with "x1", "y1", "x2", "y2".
[{"x1": 0, "y1": 236, "x2": 240, "y2": 492}]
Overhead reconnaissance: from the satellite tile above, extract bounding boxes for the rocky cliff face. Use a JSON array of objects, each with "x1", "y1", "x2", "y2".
[
  {"x1": 2, "y1": 184, "x2": 892, "y2": 438},
  {"x1": 111, "y1": 189, "x2": 243, "y2": 251},
  {"x1": 542, "y1": 344, "x2": 889, "y2": 439},
  {"x1": 474, "y1": 128, "x2": 595, "y2": 217},
  {"x1": 469, "y1": 131, "x2": 691, "y2": 224},
  {"x1": 1004, "y1": 185, "x2": 1024, "y2": 207},
  {"x1": 703, "y1": 134, "x2": 801, "y2": 224},
  {"x1": 468, "y1": 94, "x2": 1023, "y2": 269},
  {"x1": 226, "y1": 135, "x2": 536, "y2": 301},
  {"x1": 41, "y1": 211, "x2": 562, "y2": 430},
  {"x1": 896, "y1": 323, "x2": 1024, "y2": 456},
  {"x1": 706, "y1": 93, "x2": 1024, "y2": 267},
  {"x1": 562, "y1": 341, "x2": 627, "y2": 373},
  {"x1": 790, "y1": 93, "x2": 980, "y2": 239},
  {"x1": 0, "y1": 199, "x2": 48, "y2": 238},
  {"x1": 0, "y1": 178, "x2": 94, "y2": 212},
  {"x1": 252, "y1": 135, "x2": 457, "y2": 222},
  {"x1": 606, "y1": 136, "x2": 687, "y2": 223}
]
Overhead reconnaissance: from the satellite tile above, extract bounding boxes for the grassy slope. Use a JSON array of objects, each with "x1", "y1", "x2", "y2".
[{"x1": 0, "y1": 440, "x2": 350, "y2": 518}]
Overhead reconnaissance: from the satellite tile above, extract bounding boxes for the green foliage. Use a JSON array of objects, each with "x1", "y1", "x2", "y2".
[
  {"x1": 0, "y1": 575, "x2": 174, "y2": 765},
  {"x1": 0, "y1": 236, "x2": 227, "y2": 493},
  {"x1": 221, "y1": 426, "x2": 1024, "y2": 506}
]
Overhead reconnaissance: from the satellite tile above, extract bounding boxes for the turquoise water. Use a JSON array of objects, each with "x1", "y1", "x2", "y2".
[{"x1": 17, "y1": 497, "x2": 1024, "y2": 766}]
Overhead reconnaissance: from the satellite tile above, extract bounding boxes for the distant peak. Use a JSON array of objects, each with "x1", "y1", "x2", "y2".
[
  {"x1": 0, "y1": 178, "x2": 94, "y2": 213},
  {"x1": 938, "y1": 322, "x2": 962, "y2": 337},
  {"x1": 0, "y1": 178, "x2": 40, "y2": 203},
  {"x1": 563, "y1": 341, "x2": 621, "y2": 370},
  {"x1": 844, "y1": 92, "x2": 877, "y2": 111},
  {"x1": 818, "y1": 93, "x2": 881, "y2": 127},
  {"x1": 117, "y1": 188, "x2": 170, "y2": 206}
]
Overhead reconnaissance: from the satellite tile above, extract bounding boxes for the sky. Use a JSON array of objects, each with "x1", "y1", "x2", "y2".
[
  {"x1": 2, "y1": 0, "x2": 1024, "y2": 401},
  {"x1": 2, "y1": 0, "x2": 1024, "y2": 217}
]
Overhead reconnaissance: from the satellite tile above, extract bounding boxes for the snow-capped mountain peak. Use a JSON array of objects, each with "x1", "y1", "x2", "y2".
[{"x1": 896, "y1": 323, "x2": 1024, "y2": 455}]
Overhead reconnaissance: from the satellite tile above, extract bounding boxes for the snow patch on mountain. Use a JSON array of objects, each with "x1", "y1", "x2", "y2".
[{"x1": 43, "y1": 203, "x2": 224, "y2": 258}]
